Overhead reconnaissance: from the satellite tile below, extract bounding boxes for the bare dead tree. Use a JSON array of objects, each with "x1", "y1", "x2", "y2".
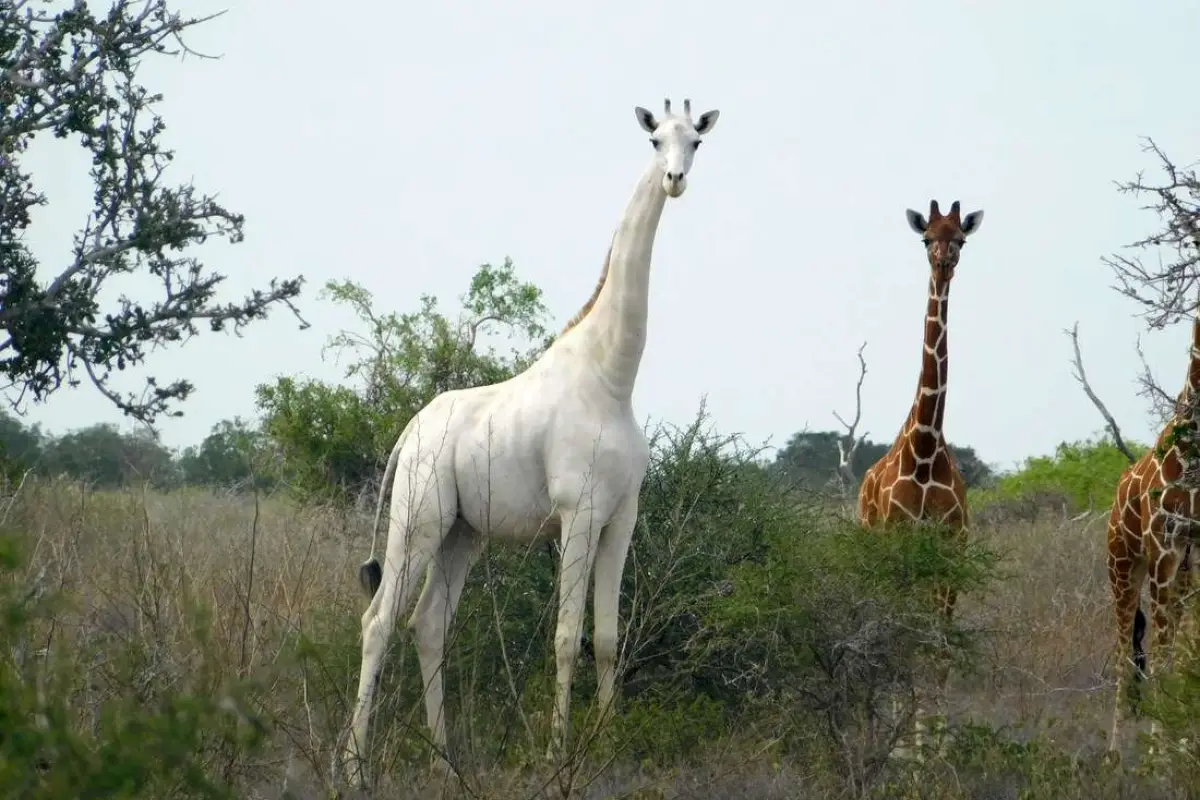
[
  {"x1": 1133, "y1": 333, "x2": 1179, "y2": 426},
  {"x1": 1064, "y1": 322, "x2": 1137, "y2": 464},
  {"x1": 1105, "y1": 137, "x2": 1200, "y2": 329},
  {"x1": 832, "y1": 341, "x2": 869, "y2": 497},
  {"x1": 1096, "y1": 138, "x2": 1200, "y2": 495}
]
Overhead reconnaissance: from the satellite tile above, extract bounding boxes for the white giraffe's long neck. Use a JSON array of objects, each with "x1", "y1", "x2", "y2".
[{"x1": 575, "y1": 161, "x2": 668, "y2": 399}]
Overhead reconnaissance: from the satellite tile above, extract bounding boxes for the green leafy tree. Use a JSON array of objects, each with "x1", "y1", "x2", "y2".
[
  {"x1": 0, "y1": 409, "x2": 44, "y2": 481},
  {"x1": 0, "y1": 1, "x2": 305, "y2": 426},
  {"x1": 257, "y1": 259, "x2": 552, "y2": 504},
  {"x1": 178, "y1": 417, "x2": 276, "y2": 490},
  {"x1": 40, "y1": 423, "x2": 175, "y2": 488},
  {"x1": 771, "y1": 430, "x2": 993, "y2": 493}
]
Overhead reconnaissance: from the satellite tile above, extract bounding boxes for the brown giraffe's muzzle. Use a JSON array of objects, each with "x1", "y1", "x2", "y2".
[{"x1": 930, "y1": 241, "x2": 961, "y2": 274}]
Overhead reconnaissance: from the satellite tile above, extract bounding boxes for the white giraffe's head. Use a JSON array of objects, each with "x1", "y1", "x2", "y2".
[{"x1": 634, "y1": 98, "x2": 720, "y2": 198}]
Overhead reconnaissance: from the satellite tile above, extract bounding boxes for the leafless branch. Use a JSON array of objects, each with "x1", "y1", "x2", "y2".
[
  {"x1": 1064, "y1": 323, "x2": 1137, "y2": 463},
  {"x1": 1133, "y1": 334, "x2": 1178, "y2": 426},
  {"x1": 1104, "y1": 137, "x2": 1200, "y2": 329},
  {"x1": 832, "y1": 341, "x2": 870, "y2": 495}
]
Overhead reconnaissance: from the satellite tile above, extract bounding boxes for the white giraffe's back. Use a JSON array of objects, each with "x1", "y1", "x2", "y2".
[{"x1": 390, "y1": 337, "x2": 650, "y2": 544}]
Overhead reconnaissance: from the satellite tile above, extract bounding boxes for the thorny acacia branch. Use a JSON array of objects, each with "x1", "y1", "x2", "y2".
[
  {"x1": 0, "y1": 0, "x2": 308, "y2": 426},
  {"x1": 1133, "y1": 333, "x2": 1178, "y2": 427},
  {"x1": 1064, "y1": 323, "x2": 1137, "y2": 463},
  {"x1": 832, "y1": 341, "x2": 869, "y2": 494},
  {"x1": 1105, "y1": 137, "x2": 1200, "y2": 329}
]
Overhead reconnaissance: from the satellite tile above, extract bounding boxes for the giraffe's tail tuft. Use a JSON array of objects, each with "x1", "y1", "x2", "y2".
[
  {"x1": 359, "y1": 557, "x2": 382, "y2": 598},
  {"x1": 1132, "y1": 604, "x2": 1148, "y2": 680}
]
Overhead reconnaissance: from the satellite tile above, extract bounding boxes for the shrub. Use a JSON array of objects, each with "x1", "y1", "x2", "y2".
[
  {"x1": 973, "y1": 437, "x2": 1146, "y2": 517},
  {"x1": 0, "y1": 533, "x2": 266, "y2": 798}
]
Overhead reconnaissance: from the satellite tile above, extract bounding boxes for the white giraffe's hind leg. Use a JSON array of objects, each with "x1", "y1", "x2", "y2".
[
  {"x1": 547, "y1": 505, "x2": 605, "y2": 763},
  {"x1": 591, "y1": 495, "x2": 638, "y2": 728},
  {"x1": 409, "y1": 520, "x2": 484, "y2": 775},
  {"x1": 342, "y1": 456, "x2": 459, "y2": 790}
]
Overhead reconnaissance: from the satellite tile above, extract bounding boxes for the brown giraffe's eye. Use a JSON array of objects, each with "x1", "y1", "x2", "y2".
[{"x1": 921, "y1": 239, "x2": 932, "y2": 247}]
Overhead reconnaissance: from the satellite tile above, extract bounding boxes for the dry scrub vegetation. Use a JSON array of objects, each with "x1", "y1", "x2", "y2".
[{"x1": 3, "y1": 466, "x2": 1199, "y2": 800}]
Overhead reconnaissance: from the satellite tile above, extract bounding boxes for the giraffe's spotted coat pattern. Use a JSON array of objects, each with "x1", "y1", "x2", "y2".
[
  {"x1": 1106, "y1": 323, "x2": 1200, "y2": 751},
  {"x1": 859, "y1": 199, "x2": 982, "y2": 587},
  {"x1": 856, "y1": 199, "x2": 982, "y2": 760}
]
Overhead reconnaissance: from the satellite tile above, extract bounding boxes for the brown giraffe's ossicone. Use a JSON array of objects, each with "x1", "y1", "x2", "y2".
[{"x1": 1106, "y1": 311, "x2": 1200, "y2": 752}]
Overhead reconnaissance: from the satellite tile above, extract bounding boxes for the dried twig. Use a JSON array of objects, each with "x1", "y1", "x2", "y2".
[
  {"x1": 832, "y1": 341, "x2": 870, "y2": 494},
  {"x1": 1064, "y1": 323, "x2": 1137, "y2": 463},
  {"x1": 1133, "y1": 333, "x2": 1179, "y2": 426}
]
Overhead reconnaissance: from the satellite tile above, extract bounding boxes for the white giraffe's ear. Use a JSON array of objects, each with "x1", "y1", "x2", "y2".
[
  {"x1": 905, "y1": 209, "x2": 928, "y2": 234},
  {"x1": 693, "y1": 109, "x2": 720, "y2": 135},
  {"x1": 634, "y1": 107, "x2": 657, "y2": 133},
  {"x1": 961, "y1": 209, "x2": 984, "y2": 236}
]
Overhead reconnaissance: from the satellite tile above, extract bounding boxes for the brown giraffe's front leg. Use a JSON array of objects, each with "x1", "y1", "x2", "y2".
[
  {"x1": 1146, "y1": 526, "x2": 1186, "y2": 676},
  {"x1": 1107, "y1": 517, "x2": 1146, "y2": 753},
  {"x1": 1173, "y1": 544, "x2": 1196, "y2": 655}
]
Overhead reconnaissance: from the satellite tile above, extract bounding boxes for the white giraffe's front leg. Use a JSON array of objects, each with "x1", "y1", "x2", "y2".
[
  {"x1": 592, "y1": 494, "x2": 638, "y2": 724},
  {"x1": 548, "y1": 505, "x2": 604, "y2": 762}
]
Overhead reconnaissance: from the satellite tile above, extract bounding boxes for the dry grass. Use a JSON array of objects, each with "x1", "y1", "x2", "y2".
[
  {"x1": 0, "y1": 478, "x2": 1181, "y2": 798},
  {"x1": 952, "y1": 510, "x2": 1117, "y2": 750}
]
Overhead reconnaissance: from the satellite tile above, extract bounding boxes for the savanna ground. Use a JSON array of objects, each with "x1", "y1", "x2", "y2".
[{"x1": 4, "y1": 425, "x2": 1200, "y2": 800}]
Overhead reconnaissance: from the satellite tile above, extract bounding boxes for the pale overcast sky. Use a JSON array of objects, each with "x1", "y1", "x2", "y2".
[{"x1": 13, "y1": 0, "x2": 1200, "y2": 472}]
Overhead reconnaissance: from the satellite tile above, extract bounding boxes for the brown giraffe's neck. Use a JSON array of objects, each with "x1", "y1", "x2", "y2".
[
  {"x1": 903, "y1": 274, "x2": 951, "y2": 459},
  {"x1": 1177, "y1": 310, "x2": 1200, "y2": 412}
]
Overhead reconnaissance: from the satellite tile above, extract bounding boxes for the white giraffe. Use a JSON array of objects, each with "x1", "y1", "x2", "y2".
[{"x1": 339, "y1": 97, "x2": 721, "y2": 789}]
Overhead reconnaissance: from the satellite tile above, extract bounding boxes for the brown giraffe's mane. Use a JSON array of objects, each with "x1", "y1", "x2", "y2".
[{"x1": 559, "y1": 244, "x2": 613, "y2": 336}]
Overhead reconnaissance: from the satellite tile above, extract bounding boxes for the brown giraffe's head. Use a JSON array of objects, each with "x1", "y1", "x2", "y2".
[{"x1": 905, "y1": 199, "x2": 984, "y2": 281}]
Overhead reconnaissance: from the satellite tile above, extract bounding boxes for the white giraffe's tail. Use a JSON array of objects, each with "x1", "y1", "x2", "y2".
[{"x1": 359, "y1": 431, "x2": 405, "y2": 598}]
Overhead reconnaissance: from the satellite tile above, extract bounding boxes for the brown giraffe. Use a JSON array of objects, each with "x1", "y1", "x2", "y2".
[
  {"x1": 1106, "y1": 311, "x2": 1200, "y2": 753},
  {"x1": 857, "y1": 198, "x2": 984, "y2": 755},
  {"x1": 859, "y1": 198, "x2": 983, "y2": 541}
]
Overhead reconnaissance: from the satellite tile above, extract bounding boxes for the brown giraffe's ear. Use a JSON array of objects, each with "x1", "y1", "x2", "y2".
[
  {"x1": 905, "y1": 208, "x2": 928, "y2": 235},
  {"x1": 961, "y1": 209, "x2": 984, "y2": 236}
]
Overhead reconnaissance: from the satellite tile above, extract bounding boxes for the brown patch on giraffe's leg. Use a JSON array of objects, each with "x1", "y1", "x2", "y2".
[
  {"x1": 1173, "y1": 545, "x2": 1195, "y2": 652},
  {"x1": 1148, "y1": 546, "x2": 1184, "y2": 673},
  {"x1": 1107, "y1": 521, "x2": 1146, "y2": 752}
]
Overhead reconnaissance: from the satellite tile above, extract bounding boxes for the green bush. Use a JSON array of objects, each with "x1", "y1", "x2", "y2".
[{"x1": 972, "y1": 437, "x2": 1145, "y2": 517}]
